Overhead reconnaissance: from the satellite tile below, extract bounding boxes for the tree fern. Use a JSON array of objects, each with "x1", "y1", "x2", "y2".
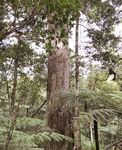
[
  {"x1": 16, "y1": 117, "x2": 45, "y2": 130},
  {"x1": 0, "y1": 126, "x2": 73, "y2": 149}
]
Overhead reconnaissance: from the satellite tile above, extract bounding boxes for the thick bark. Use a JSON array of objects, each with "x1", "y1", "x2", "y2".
[{"x1": 47, "y1": 45, "x2": 74, "y2": 150}]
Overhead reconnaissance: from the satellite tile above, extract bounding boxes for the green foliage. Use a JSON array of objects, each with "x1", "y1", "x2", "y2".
[
  {"x1": 100, "y1": 82, "x2": 119, "y2": 92},
  {"x1": 100, "y1": 124, "x2": 118, "y2": 135},
  {"x1": 0, "y1": 127, "x2": 36, "y2": 149},
  {"x1": 0, "y1": 0, "x2": 122, "y2": 149},
  {"x1": 81, "y1": 0, "x2": 122, "y2": 70},
  {"x1": 59, "y1": 87, "x2": 122, "y2": 148},
  {"x1": 59, "y1": 87, "x2": 122, "y2": 112},
  {"x1": 16, "y1": 117, "x2": 45, "y2": 130},
  {"x1": 81, "y1": 134, "x2": 95, "y2": 150},
  {"x1": 0, "y1": 115, "x2": 73, "y2": 149},
  {"x1": 32, "y1": 132, "x2": 73, "y2": 145}
]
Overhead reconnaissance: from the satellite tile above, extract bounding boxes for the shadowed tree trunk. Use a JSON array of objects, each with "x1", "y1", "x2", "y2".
[
  {"x1": 75, "y1": 16, "x2": 80, "y2": 91},
  {"x1": 94, "y1": 119, "x2": 99, "y2": 150}
]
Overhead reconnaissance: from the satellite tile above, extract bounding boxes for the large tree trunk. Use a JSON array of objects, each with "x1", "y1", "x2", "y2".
[{"x1": 47, "y1": 42, "x2": 74, "y2": 150}]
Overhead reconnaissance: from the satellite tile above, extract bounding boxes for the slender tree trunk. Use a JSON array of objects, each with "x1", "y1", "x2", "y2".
[
  {"x1": 94, "y1": 119, "x2": 99, "y2": 150},
  {"x1": 4, "y1": 116, "x2": 16, "y2": 150},
  {"x1": 73, "y1": 92, "x2": 81, "y2": 150},
  {"x1": 10, "y1": 59, "x2": 18, "y2": 114},
  {"x1": 31, "y1": 100, "x2": 47, "y2": 118},
  {"x1": 73, "y1": 16, "x2": 81, "y2": 150},
  {"x1": 84, "y1": 99, "x2": 94, "y2": 149},
  {"x1": 75, "y1": 17, "x2": 79, "y2": 90},
  {"x1": 5, "y1": 58, "x2": 18, "y2": 150},
  {"x1": 90, "y1": 122, "x2": 94, "y2": 149}
]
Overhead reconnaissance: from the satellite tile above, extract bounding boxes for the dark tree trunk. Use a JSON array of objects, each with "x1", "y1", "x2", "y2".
[
  {"x1": 94, "y1": 119, "x2": 99, "y2": 150},
  {"x1": 75, "y1": 16, "x2": 79, "y2": 90}
]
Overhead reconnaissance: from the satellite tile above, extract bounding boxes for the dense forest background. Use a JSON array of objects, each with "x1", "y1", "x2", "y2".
[{"x1": 0, "y1": 0, "x2": 122, "y2": 150}]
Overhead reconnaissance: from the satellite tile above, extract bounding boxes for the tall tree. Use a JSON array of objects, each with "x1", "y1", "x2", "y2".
[
  {"x1": 73, "y1": 15, "x2": 82, "y2": 150},
  {"x1": 46, "y1": 11, "x2": 73, "y2": 148},
  {"x1": 47, "y1": 39, "x2": 72, "y2": 150},
  {"x1": 45, "y1": 1, "x2": 81, "y2": 150}
]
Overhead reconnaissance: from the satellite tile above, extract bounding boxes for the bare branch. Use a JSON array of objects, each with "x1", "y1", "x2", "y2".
[{"x1": 31, "y1": 99, "x2": 47, "y2": 118}]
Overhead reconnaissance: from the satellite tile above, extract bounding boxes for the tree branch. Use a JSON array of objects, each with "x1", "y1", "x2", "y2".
[
  {"x1": 31, "y1": 99, "x2": 47, "y2": 118},
  {"x1": 0, "y1": 9, "x2": 36, "y2": 41},
  {"x1": 104, "y1": 139, "x2": 122, "y2": 150}
]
